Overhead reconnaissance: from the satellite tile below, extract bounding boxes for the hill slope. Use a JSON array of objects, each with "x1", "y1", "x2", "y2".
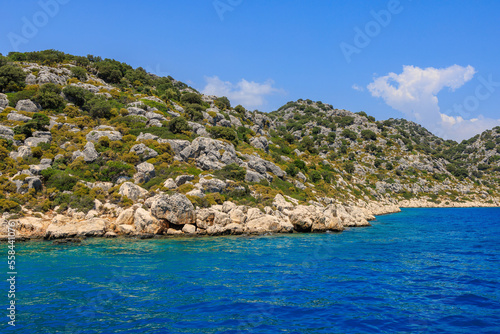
[{"x1": 0, "y1": 50, "x2": 498, "y2": 239}]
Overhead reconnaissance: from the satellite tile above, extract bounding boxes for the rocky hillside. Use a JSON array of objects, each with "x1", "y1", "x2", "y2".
[{"x1": 0, "y1": 50, "x2": 498, "y2": 240}]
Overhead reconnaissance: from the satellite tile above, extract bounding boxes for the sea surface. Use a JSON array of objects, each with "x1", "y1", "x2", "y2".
[{"x1": 3, "y1": 208, "x2": 500, "y2": 333}]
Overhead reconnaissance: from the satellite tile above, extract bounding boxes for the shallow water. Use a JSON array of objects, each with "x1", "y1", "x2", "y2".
[{"x1": 3, "y1": 208, "x2": 500, "y2": 333}]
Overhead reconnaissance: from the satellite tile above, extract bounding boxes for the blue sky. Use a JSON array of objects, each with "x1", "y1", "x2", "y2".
[{"x1": 1, "y1": 0, "x2": 499, "y2": 140}]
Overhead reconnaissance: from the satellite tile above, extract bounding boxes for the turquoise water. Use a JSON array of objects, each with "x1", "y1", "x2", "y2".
[{"x1": 2, "y1": 208, "x2": 500, "y2": 333}]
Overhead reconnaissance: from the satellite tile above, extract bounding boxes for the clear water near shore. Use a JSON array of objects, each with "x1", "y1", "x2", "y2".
[{"x1": 4, "y1": 208, "x2": 500, "y2": 333}]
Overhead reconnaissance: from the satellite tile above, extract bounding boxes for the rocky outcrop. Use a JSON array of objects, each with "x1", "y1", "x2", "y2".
[
  {"x1": 24, "y1": 137, "x2": 50, "y2": 147},
  {"x1": 45, "y1": 218, "x2": 107, "y2": 240},
  {"x1": 9, "y1": 146, "x2": 31, "y2": 159},
  {"x1": 73, "y1": 142, "x2": 99, "y2": 163},
  {"x1": 86, "y1": 130, "x2": 123, "y2": 142},
  {"x1": 130, "y1": 144, "x2": 158, "y2": 160},
  {"x1": 0, "y1": 125, "x2": 14, "y2": 141},
  {"x1": 179, "y1": 137, "x2": 241, "y2": 170},
  {"x1": 15, "y1": 99, "x2": 39, "y2": 113},
  {"x1": 119, "y1": 182, "x2": 148, "y2": 201},
  {"x1": 0, "y1": 94, "x2": 8, "y2": 109},
  {"x1": 13, "y1": 176, "x2": 42, "y2": 194},
  {"x1": 150, "y1": 193, "x2": 196, "y2": 225},
  {"x1": 134, "y1": 162, "x2": 155, "y2": 184},
  {"x1": 250, "y1": 136, "x2": 269, "y2": 152},
  {"x1": 134, "y1": 207, "x2": 162, "y2": 234},
  {"x1": 244, "y1": 154, "x2": 285, "y2": 179},
  {"x1": 7, "y1": 112, "x2": 32, "y2": 122}
]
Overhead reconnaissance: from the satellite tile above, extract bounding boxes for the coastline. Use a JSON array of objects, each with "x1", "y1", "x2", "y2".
[{"x1": 1, "y1": 194, "x2": 498, "y2": 243}]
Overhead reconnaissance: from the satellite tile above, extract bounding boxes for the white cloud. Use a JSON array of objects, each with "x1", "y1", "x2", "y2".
[
  {"x1": 202, "y1": 76, "x2": 283, "y2": 109},
  {"x1": 352, "y1": 84, "x2": 364, "y2": 92},
  {"x1": 439, "y1": 114, "x2": 500, "y2": 141},
  {"x1": 367, "y1": 64, "x2": 500, "y2": 140}
]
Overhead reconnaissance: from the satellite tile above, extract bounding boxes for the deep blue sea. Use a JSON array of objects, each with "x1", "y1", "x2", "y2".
[{"x1": 2, "y1": 208, "x2": 500, "y2": 333}]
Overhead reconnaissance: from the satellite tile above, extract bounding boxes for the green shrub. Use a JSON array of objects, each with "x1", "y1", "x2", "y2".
[
  {"x1": 342, "y1": 129, "x2": 358, "y2": 141},
  {"x1": 213, "y1": 163, "x2": 246, "y2": 181},
  {"x1": 309, "y1": 170, "x2": 321, "y2": 183},
  {"x1": 327, "y1": 132, "x2": 336, "y2": 143},
  {"x1": 63, "y1": 86, "x2": 91, "y2": 107},
  {"x1": 185, "y1": 104, "x2": 203, "y2": 121},
  {"x1": 236, "y1": 126, "x2": 252, "y2": 144},
  {"x1": 446, "y1": 163, "x2": 469, "y2": 180},
  {"x1": 214, "y1": 96, "x2": 231, "y2": 110},
  {"x1": 0, "y1": 64, "x2": 26, "y2": 92},
  {"x1": 14, "y1": 113, "x2": 50, "y2": 137},
  {"x1": 34, "y1": 83, "x2": 65, "y2": 111},
  {"x1": 180, "y1": 92, "x2": 202, "y2": 105},
  {"x1": 285, "y1": 164, "x2": 298, "y2": 177},
  {"x1": 8, "y1": 87, "x2": 37, "y2": 107},
  {"x1": 300, "y1": 136, "x2": 316, "y2": 153},
  {"x1": 53, "y1": 192, "x2": 95, "y2": 213},
  {"x1": 485, "y1": 141, "x2": 495, "y2": 150},
  {"x1": 208, "y1": 126, "x2": 238, "y2": 143},
  {"x1": 234, "y1": 105, "x2": 245, "y2": 114},
  {"x1": 336, "y1": 116, "x2": 354, "y2": 127},
  {"x1": 167, "y1": 116, "x2": 190, "y2": 134},
  {"x1": 361, "y1": 129, "x2": 377, "y2": 140},
  {"x1": 293, "y1": 159, "x2": 307, "y2": 172},
  {"x1": 42, "y1": 169, "x2": 78, "y2": 191},
  {"x1": 70, "y1": 66, "x2": 87, "y2": 81},
  {"x1": 84, "y1": 96, "x2": 113, "y2": 119},
  {"x1": 344, "y1": 161, "x2": 355, "y2": 174},
  {"x1": 101, "y1": 161, "x2": 135, "y2": 181},
  {"x1": 0, "y1": 199, "x2": 21, "y2": 213}
]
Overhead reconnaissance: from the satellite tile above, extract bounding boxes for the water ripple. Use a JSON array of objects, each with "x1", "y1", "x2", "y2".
[{"x1": 4, "y1": 208, "x2": 500, "y2": 333}]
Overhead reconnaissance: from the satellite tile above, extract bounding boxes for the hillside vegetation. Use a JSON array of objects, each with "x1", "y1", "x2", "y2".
[{"x1": 0, "y1": 50, "x2": 498, "y2": 225}]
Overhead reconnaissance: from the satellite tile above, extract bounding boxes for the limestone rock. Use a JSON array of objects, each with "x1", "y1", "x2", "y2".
[
  {"x1": 199, "y1": 177, "x2": 226, "y2": 193},
  {"x1": 134, "y1": 162, "x2": 155, "y2": 184},
  {"x1": 245, "y1": 170, "x2": 266, "y2": 183},
  {"x1": 134, "y1": 208, "x2": 160, "y2": 234},
  {"x1": 73, "y1": 142, "x2": 99, "y2": 163},
  {"x1": 150, "y1": 193, "x2": 196, "y2": 225},
  {"x1": 7, "y1": 112, "x2": 32, "y2": 122},
  {"x1": 86, "y1": 130, "x2": 122, "y2": 142},
  {"x1": 273, "y1": 194, "x2": 294, "y2": 211},
  {"x1": 175, "y1": 175, "x2": 194, "y2": 187},
  {"x1": 15, "y1": 99, "x2": 39, "y2": 113},
  {"x1": 250, "y1": 136, "x2": 269, "y2": 152},
  {"x1": 115, "y1": 208, "x2": 135, "y2": 226},
  {"x1": 163, "y1": 178, "x2": 177, "y2": 189},
  {"x1": 130, "y1": 143, "x2": 158, "y2": 160},
  {"x1": 160, "y1": 139, "x2": 190, "y2": 156},
  {"x1": 136, "y1": 132, "x2": 159, "y2": 141},
  {"x1": 180, "y1": 137, "x2": 240, "y2": 170},
  {"x1": 118, "y1": 224, "x2": 136, "y2": 235},
  {"x1": 24, "y1": 137, "x2": 50, "y2": 147},
  {"x1": 119, "y1": 182, "x2": 148, "y2": 201},
  {"x1": 182, "y1": 224, "x2": 197, "y2": 234},
  {"x1": 14, "y1": 176, "x2": 42, "y2": 194},
  {"x1": 77, "y1": 218, "x2": 108, "y2": 237},
  {"x1": 0, "y1": 125, "x2": 14, "y2": 141}
]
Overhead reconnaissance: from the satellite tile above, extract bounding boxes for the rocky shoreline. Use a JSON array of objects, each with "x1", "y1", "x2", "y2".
[
  {"x1": 2, "y1": 193, "x2": 497, "y2": 243},
  {"x1": 0, "y1": 193, "x2": 399, "y2": 242},
  {"x1": 399, "y1": 199, "x2": 500, "y2": 208}
]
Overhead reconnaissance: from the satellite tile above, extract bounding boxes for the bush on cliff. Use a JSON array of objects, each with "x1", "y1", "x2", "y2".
[
  {"x1": 208, "y1": 126, "x2": 238, "y2": 144},
  {"x1": 0, "y1": 62, "x2": 26, "y2": 92},
  {"x1": 213, "y1": 163, "x2": 246, "y2": 181}
]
